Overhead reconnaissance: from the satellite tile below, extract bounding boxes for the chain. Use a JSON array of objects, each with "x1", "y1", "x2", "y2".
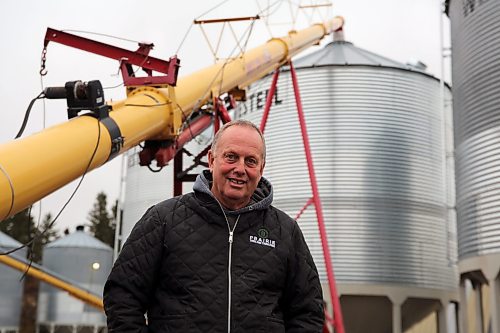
[{"x1": 39, "y1": 47, "x2": 48, "y2": 76}]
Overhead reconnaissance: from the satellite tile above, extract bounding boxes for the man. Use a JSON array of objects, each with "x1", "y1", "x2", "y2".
[{"x1": 104, "y1": 120, "x2": 324, "y2": 332}]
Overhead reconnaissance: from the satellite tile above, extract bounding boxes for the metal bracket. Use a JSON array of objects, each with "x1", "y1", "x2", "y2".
[{"x1": 43, "y1": 28, "x2": 180, "y2": 87}]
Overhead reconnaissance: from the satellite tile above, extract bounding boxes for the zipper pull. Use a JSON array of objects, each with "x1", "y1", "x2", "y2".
[{"x1": 228, "y1": 231, "x2": 234, "y2": 244}]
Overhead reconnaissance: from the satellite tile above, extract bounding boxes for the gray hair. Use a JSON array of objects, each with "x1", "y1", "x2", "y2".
[{"x1": 211, "y1": 119, "x2": 266, "y2": 162}]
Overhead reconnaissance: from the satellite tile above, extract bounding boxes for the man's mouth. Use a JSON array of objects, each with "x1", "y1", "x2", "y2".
[{"x1": 228, "y1": 178, "x2": 246, "y2": 185}]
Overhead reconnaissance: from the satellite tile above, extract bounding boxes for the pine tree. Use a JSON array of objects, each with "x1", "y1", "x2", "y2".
[
  {"x1": 31, "y1": 213, "x2": 59, "y2": 262},
  {"x1": 88, "y1": 192, "x2": 116, "y2": 248},
  {"x1": 0, "y1": 208, "x2": 34, "y2": 245},
  {"x1": 0, "y1": 209, "x2": 58, "y2": 262}
]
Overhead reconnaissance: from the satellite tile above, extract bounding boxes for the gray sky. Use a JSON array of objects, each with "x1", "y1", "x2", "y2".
[{"x1": 0, "y1": 0, "x2": 450, "y2": 233}]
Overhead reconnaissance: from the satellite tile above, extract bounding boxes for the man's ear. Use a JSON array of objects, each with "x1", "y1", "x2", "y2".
[
  {"x1": 260, "y1": 160, "x2": 265, "y2": 174},
  {"x1": 208, "y1": 150, "x2": 214, "y2": 171}
]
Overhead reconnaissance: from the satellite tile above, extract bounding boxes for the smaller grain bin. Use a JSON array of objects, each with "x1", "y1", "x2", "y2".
[
  {"x1": 0, "y1": 232, "x2": 26, "y2": 331},
  {"x1": 37, "y1": 226, "x2": 112, "y2": 329}
]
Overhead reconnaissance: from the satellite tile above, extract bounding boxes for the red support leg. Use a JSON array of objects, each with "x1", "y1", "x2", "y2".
[
  {"x1": 260, "y1": 70, "x2": 280, "y2": 133},
  {"x1": 213, "y1": 96, "x2": 220, "y2": 134},
  {"x1": 289, "y1": 61, "x2": 345, "y2": 333},
  {"x1": 216, "y1": 101, "x2": 232, "y2": 124}
]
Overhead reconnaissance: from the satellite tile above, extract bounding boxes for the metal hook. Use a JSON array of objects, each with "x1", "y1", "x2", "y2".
[{"x1": 39, "y1": 47, "x2": 48, "y2": 76}]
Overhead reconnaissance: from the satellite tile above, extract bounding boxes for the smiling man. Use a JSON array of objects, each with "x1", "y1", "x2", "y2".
[
  {"x1": 104, "y1": 120, "x2": 324, "y2": 333},
  {"x1": 208, "y1": 121, "x2": 265, "y2": 210}
]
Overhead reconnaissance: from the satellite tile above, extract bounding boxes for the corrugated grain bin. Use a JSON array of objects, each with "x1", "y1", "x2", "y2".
[
  {"x1": 38, "y1": 226, "x2": 112, "y2": 326},
  {"x1": 447, "y1": 0, "x2": 500, "y2": 260},
  {"x1": 236, "y1": 38, "x2": 457, "y2": 332},
  {"x1": 447, "y1": 0, "x2": 500, "y2": 331}
]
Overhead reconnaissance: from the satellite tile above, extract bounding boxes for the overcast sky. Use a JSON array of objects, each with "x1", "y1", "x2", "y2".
[{"x1": 0, "y1": 0, "x2": 450, "y2": 233}]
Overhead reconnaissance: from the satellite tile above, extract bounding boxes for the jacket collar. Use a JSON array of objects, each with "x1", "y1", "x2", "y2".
[{"x1": 193, "y1": 170, "x2": 273, "y2": 216}]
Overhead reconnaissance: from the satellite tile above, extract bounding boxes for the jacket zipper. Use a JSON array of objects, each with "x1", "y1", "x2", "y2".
[
  {"x1": 217, "y1": 202, "x2": 240, "y2": 333},
  {"x1": 226, "y1": 215, "x2": 240, "y2": 333}
]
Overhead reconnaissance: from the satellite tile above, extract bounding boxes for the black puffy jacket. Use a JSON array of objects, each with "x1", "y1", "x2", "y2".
[{"x1": 104, "y1": 171, "x2": 324, "y2": 332}]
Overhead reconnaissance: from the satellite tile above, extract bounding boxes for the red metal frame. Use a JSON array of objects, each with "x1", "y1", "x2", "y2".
[
  {"x1": 43, "y1": 28, "x2": 180, "y2": 86},
  {"x1": 173, "y1": 145, "x2": 211, "y2": 196},
  {"x1": 259, "y1": 64, "x2": 345, "y2": 333},
  {"x1": 172, "y1": 95, "x2": 232, "y2": 195},
  {"x1": 166, "y1": 115, "x2": 212, "y2": 164}
]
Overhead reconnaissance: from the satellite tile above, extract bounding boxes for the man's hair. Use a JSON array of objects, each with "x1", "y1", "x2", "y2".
[{"x1": 211, "y1": 119, "x2": 266, "y2": 162}]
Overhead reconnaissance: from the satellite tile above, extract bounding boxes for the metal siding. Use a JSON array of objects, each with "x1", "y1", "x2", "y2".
[
  {"x1": 238, "y1": 65, "x2": 457, "y2": 290},
  {"x1": 449, "y1": 0, "x2": 500, "y2": 259}
]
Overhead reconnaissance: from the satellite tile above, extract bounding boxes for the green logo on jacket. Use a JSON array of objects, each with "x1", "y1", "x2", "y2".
[{"x1": 257, "y1": 228, "x2": 269, "y2": 239}]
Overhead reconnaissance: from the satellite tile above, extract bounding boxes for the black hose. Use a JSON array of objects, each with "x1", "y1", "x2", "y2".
[{"x1": 15, "y1": 92, "x2": 45, "y2": 139}]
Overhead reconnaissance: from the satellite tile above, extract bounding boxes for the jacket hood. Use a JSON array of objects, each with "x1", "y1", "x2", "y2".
[{"x1": 193, "y1": 170, "x2": 273, "y2": 215}]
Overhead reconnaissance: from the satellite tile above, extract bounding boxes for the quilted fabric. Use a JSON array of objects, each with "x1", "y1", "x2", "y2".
[{"x1": 104, "y1": 174, "x2": 324, "y2": 333}]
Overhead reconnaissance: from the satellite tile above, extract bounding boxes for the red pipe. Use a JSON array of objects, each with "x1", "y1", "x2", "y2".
[
  {"x1": 260, "y1": 70, "x2": 280, "y2": 133},
  {"x1": 154, "y1": 114, "x2": 213, "y2": 166},
  {"x1": 289, "y1": 61, "x2": 345, "y2": 333}
]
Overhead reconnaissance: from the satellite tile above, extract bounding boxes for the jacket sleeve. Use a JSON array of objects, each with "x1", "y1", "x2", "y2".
[
  {"x1": 284, "y1": 222, "x2": 325, "y2": 332},
  {"x1": 103, "y1": 205, "x2": 165, "y2": 333}
]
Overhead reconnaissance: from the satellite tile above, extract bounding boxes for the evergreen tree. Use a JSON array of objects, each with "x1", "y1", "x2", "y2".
[
  {"x1": 111, "y1": 199, "x2": 118, "y2": 221},
  {"x1": 0, "y1": 209, "x2": 58, "y2": 262},
  {"x1": 31, "y1": 213, "x2": 59, "y2": 262},
  {"x1": 0, "y1": 208, "x2": 34, "y2": 245},
  {"x1": 88, "y1": 192, "x2": 116, "y2": 248}
]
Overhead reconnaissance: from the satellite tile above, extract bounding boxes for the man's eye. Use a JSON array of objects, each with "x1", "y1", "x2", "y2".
[
  {"x1": 246, "y1": 158, "x2": 258, "y2": 166},
  {"x1": 225, "y1": 154, "x2": 237, "y2": 161}
]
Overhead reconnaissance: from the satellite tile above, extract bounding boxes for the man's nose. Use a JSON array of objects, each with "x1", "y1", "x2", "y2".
[{"x1": 233, "y1": 158, "x2": 245, "y2": 174}]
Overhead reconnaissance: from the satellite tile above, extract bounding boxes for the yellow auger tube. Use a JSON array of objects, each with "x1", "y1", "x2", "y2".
[
  {"x1": 0, "y1": 254, "x2": 103, "y2": 310},
  {"x1": 0, "y1": 88, "x2": 171, "y2": 220},
  {"x1": 0, "y1": 17, "x2": 344, "y2": 220}
]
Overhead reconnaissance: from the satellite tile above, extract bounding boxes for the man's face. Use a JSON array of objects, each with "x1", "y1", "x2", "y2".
[{"x1": 208, "y1": 125, "x2": 265, "y2": 210}]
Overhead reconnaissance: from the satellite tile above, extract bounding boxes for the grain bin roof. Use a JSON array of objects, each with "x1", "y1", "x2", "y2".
[
  {"x1": 293, "y1": 40, "x2": 423, "y2": 71},
  {"x1": 46, "y1": 229, "x2": 111, "y2": 250}
]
